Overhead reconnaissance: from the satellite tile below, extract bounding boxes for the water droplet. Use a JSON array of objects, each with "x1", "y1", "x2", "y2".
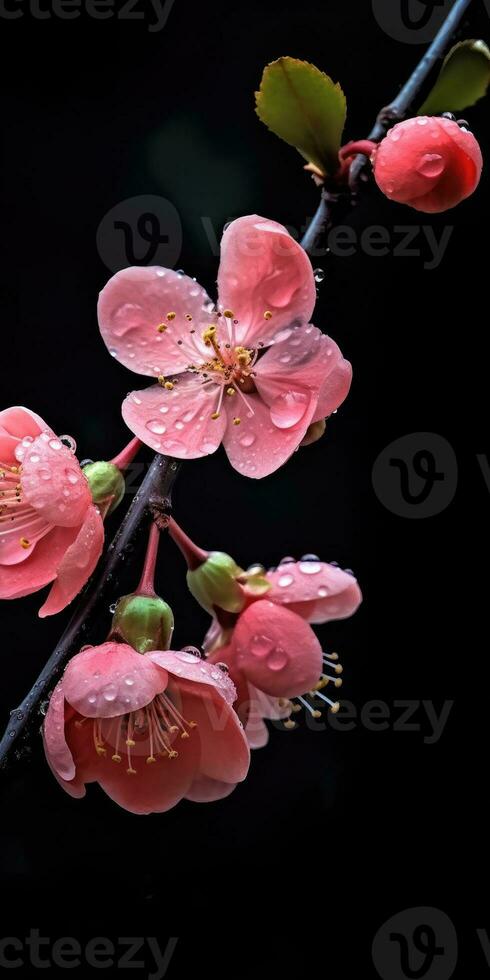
[
  {"x1": 386, "y1": 181, "x2": 395, "y2": 195},
  {"x1": 249, "y1": 634, "x2": 274, "y2": 658},
  {"x1": 273, "y1": 328, "x2": 293, "y2": 344},
  {"x1": 313, "y1": 268, "x2": 325, "y2": 283},
  {"x1": 174, "y1": 420, "x2": 184, "y2": 430},
  {"x1": 177, "y1": 650, "x2": 200, "y2": 663},
  {"x1": 278, "y1": 573, "x2": 294, "y2": 587},
  {"x1": 29, "y1": 454, "x2": 40, "y2": 463},
  {"x1": 270, "y1": 391, "x2": 308, "y2": 429},
  {"x1": 22, "y1": 436, "x2": 34, "y2": 447},
  {"x1": 109, "y1": 602, "x2": 117, "y2": 614},
  {"x1": 390, "y1": 128, "x2": 401, "y2": 142},
  {"x1": 146, "y1": 419, "x2": 167, "y2": 435},
  {"x1": 67, "y1": 471, "x2": 79, "y2": 485},
  {"x1": 417, "y1": 116, "x2": 429, "y2": 126},
  {"x1": 301, "y1": 553, "x2": 320, "y2": 562},
  {"x1": 247, "y1": 563, "x2": 265, "y2": 575},
  {"x1": 239, "y1": 433, "x2": 255, "y2": 448},
  {"x1": 103, "y1": 685, "x2": 117, "y2": 702},
  {"x1": 39, "y1": 467, "x2": 51, "y2": 481},
  {"x1": 199, "y1": 441, "x2": 217, "y2": 454},
  {"x1": 124, "y1": 676, "x2": 135, "y2": 687},
  {"x1": 159, "y1": 405, "x2": 169, "y2": 414},
  {"x1": 49, "y1": 439, "x2": 62, "y2": 451},
  {"x1": 279, "y1": 353, "x2": 291, "y2": 364},
  {"x1": 162, "y1": 438, "x2": 187, "y2": 454},
  {"x1": 279, "y1": 556, "x2": 295, "y2": 565},
  {"x1": 109, "y1": 347, "x2": 118, "y2": 357},
  {"x1": 87, "y1": 694, "x2": 97, "y2": 704},
  {"x1": 132, "y1": 394, "x2": 142, "y2": 405},
  {"x1": 267, "y1": 648, "x2": 289, "y2": 671},
  {"x1": 59, "y1": 435, "x2": 77, "y2": 452},
  {"x1": 416, "y1": 153, "x2": 444, "y2": 178},
  {"x1": 318, "y1": 586, "x2": 329, "y2": 597},
  {"x1": 299, "y1": 561, "x2": 322, "y2": 574}
]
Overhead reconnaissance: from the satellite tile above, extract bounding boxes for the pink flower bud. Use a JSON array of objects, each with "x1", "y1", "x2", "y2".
[{"x1": 373, "y1": 116, "x2": 482, "y2": 213}]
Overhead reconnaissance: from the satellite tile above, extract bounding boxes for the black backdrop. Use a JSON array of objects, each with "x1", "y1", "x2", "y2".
[{"x1": 1, "y1": 0, "x2": 488, "y2": 974}]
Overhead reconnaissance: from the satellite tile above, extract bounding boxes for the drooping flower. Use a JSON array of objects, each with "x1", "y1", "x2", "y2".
[
  {"x1": 342, "y1": 116, "x2": 482, "y2": 213},
  {"x1": 43, "y1": 642, "x2": 250, "y2": 814},
  {"x1": 206, "y1": 557, "x2": 362, "y2": 747},
  {"x1": 98, "y1": 215, "x2": 352, "y2": 478},
  {"x1": 167, "y1": 519, "x2": 362, "y2": 747},
  {"x1": 0, "y1": 407, "x2": 104, "y2": 617}
]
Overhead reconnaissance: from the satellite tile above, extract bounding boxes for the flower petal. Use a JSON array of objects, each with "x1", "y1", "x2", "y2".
[
  {"x1": 266, "y1": 561, "x2": 362, "y2": 623},
  {"x1": 255, "y1": 325, "x2": 352, "y2": 422},
  {"x1": 21, "y1": 435, "x2": 91, "y2": 528},
  {"x1": 98, "y1": 266, "x2": 213, "y2": 378},
  {"x1": 0, "y1": 524, "x2": 79, "y2": 600},
  {"x1": 179, "y1": 684, "x2": 250, "y2": 784},
  {"x1": 231, "y1": 599, "x2": 322, "y2": 698},
  {"x1": 222, "y1": 391, "x2": 316, "y2": 479},
  {"x1": 62, "y1": 642, "x2": 168, "y2": 718},
  {"x1": 0, "y1": 406, "x2": 52, "y2": 440},
  {"x1": 148, "y1": 650, "x2": 236, "y2": 706},
  {"x1": 0, "y1": 509, "x2": 53, "y2": 566},
  {"x1": 185, "y1": 774, "x2": 238, "y2": 803},
  {"x1": 121, "y1": 378, "x2": 227, "y2": 458},
  {"x1": 217, "y1": 216, "x2": 316, "y2": 347},
  {"x1": 38, "y1": 504, "x2": 104, "y2": 617},
  {"x1": 43, "y1": 681, "x2": 76, "y2": 782}
]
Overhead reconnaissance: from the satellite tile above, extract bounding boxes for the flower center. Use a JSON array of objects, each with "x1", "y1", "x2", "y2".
[
  {"x1": 281, "y1": 651, "x2": 343, "y2": 729},
  {"x1": 0, "y1": 461, "x2": 33, "y2": 551},
  {"x1": 86, "y1": 691, "x2": 197, "y2": 775},
  {"x1": 154, "y1": 307, "x2": 273, "y2": 424}
]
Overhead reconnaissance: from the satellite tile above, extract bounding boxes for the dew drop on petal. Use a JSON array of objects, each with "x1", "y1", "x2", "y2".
[
  {"x1": 267, "y1": 648, "x2": 289, "y2": 671},
  {"x1": 278, "y1": 573, "x2": 294, "y2": 587},
  {"x1": 49, "y1": 439, "x2": 62, "y2": 451},
  {"x1": 103, "y1": 685, "x2": 117, "y2": 702},
  {"x1": 239, "y1": 433, "x2": 255, "y2": 448},
  {"x1": 270, "y1": 391, "x2": 308, "y2": 430},
  {"x1": 299, "y1": 561, "x2": 322, "y2": 574},
  {"x1": 249, "y1": 635, "x2": 274, "y2": 658},
  {"x1": 146, "y1": 419, "x2": 167, "y2": 435},
  {"x1": 416, "y1": 153, "x2": 444, "y2": 178},
  {"x1": 318, "y1": 586, "x2": 329, "y2": 597}
]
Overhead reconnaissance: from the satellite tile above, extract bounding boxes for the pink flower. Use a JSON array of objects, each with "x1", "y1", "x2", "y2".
[
  {"x1": 98, "y1": 215, "x2": 352, "y2": 478},
  {"x1": 43, "y1": 642, "x2": 250, "y2": 813},
  {"x1": 207, "y1": 557, "x2": 362, "y2": 747},
  {"x1": 0, "y1": 407, "x2": 104, "y2": 617}
]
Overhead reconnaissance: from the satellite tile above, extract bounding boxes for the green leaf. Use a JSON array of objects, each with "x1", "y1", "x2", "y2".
[
  {"x1": 255, "y1": 57, "x2": 346, "y2": 176},
  {"x1": 419, "y1": 39, "x2": 490, "y2": 115}
]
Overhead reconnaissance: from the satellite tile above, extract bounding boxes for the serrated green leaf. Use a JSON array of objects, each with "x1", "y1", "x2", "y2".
[
  {"x1": 255, "y1": 57, "x2": 346, "y2": 176},
  {"x1": 419, "y1": 39, "x2": 490, "y2": 115}
]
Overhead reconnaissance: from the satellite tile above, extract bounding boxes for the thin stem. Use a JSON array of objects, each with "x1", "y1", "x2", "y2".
[
  {"x1": 0, "y1": 455, "x2": 180, "y2": 769},
  {"x1": 136, "y1": 521, "x2": 161, "y2": 597},
  {"x1": 110, "y1": 436, "x2": 142, "y2": 471},
  {"x1": 349, "y1": 0, "x2": 474, "y2": 188}
]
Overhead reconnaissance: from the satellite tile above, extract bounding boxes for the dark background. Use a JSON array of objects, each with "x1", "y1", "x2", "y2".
[{"x1": 0, "y1": 0, "x2": 488, "y2": 974}]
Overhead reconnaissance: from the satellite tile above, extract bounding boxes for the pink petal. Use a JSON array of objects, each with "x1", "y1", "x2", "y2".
[
  {"x1": 98, "y1": 265, "x2": 213, "y2": 378},
  {"x1": 247, "y1": 682, "x2": 292, "y2": 720},
  {"x1": 0, "y1": 435, "x2": 20, "y2": 468},
  {"x1": 266, "y1": 561, "x2": 362, "y2": 623},
  {"x1": 217, "y1": 215, "x2": 316, "y2": 348},
  {"x1": 185, "y1": 774, "x2": 237, "y2": 803},
  {"x1": 231, "y1": 599, "x2": 322, "y2": 698},
  {"x1": 21, "y1": 435, "x2": 91, "y2": 528},
  {"x1": 245, "y1": 714, "x2": 270, "y2": 750},
  {"x1": 0, "y1": 406, "x2": 52, "y2": 440},
  {"x1": 0, "y1": 524, "x2": 79, "y2": 600},
  {"x1": 93, "y1": 734, "x2": 199, "y2": 814},
  {"x1": 179, "y1": 684, "x2": 250, "y2": 784},
  {"x1": 38, "y1": 504, "x2": 104, "y2": 617},
  {"x1": 43, "y1": 681, "x2": 76, "y2": 782},
  {"x1": 255, "y1": 325, "x2": 352, "y2": 420},
  {"x1": 122, "y1": 378, "x2": 227, "y2": 458},
  {"x1": 148, "y1": 650, "x2": 236, "y2": 706},
  {"x1": 0, "y1": 509, "x2": 53, "y2": 566},
  {"x1": 222, "y1": 391, "x2": 316, "y2": 479},
  {"x1": 62, "y1": 642, "x2": 168, "y2": 718}
]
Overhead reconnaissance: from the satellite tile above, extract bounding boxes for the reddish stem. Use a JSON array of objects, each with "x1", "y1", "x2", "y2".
[
  {"x1": 110, "y1": 436, "x2": 142, "y2": 472},
  {"x1": 339, "y1": 140, "x2": 377, "y2": 162},
  {"x1": 136, "y1": 520, "x2": 161, "y2": 597},
  {"x1": 168, "y1": 517, "x2": 208, "y2": 571}
]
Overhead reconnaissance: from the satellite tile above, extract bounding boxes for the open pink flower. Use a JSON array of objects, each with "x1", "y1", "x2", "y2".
[
  {"x1": 98, "y1": 215, "x2": 352, "y2": 478},
  {"x1": 44, "y1": 642, "x2": 250, "y2": 814},
  {"x1": 0, "y1": 407, "x2": 104, "y2": 617},
  {"x1": 206, "y1": 557, "x2": 362, "y2": 747}
]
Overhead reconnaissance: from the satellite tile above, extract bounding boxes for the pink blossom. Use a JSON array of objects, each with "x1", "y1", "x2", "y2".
[
  {"x1": 98, "y1": 215, "x2": 352, "y2": 478},
  {"x1": 43, "y1": 642, "x2": 250, "y2": 813},
  {"x1": 0, "y1": 407, "x2": 104, "y2": 617},
  {"x1": 207, "y1": 558, "x2": 362, "y2": 747}
]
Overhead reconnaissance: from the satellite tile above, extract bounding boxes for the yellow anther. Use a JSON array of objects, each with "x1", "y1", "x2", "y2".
[
  {"x1": 312, "y1": 710, "x2": 322, "y2": 719},
  {"x1": 291, "y1": 704, "x2": 302, "y2": 713},
  {"x1": 180, "y1": 731, "x2": 190, "y2": 739},
  {"x1": 334, "y1": 678, "x2": 343, "y2": 688},
  {"x1": 167, "y1": 312, "x2": 176, "y2": 320},
  {"x1": 20, "y1": 537, "x2": 31, "y2": 549},
  {"x1": 126, "y1": 767, "x2": 137, "y2": 775},
  {"x1": 223, "y1": 309, "x2": 234, "y2": 318},
  {"x1": 112, "y1": 754, "x2": 122, "y2": 763},
  {"x1": 264, "y1": 310, "x2": 273, "y2": 319},
  {"x1": 189, "y1": 721, "x2": 197, "y2": 728},
  {"x1": 126, "y1": 738, "x2": 136, "y2": 747},
  {"x1": 168, "y1": 750, "x2": 179, "y2": 759},
  {"x1": 330, "y1": 702, "x2": 340, "y2": 714},
  {"x1": 202, "y1": 325, "x2": 217, "y2": 345},
  {"x1": 284, "y1": 719, "x2": 297, "y2": 729},
  {"x1": 226, "y1": 387, "x2": 235, "y2": 396},
  {"x1": 157, "y1": 323, "x2": 167, "y2": 332},
  {"x1": 146, "y1": 756, "x2": 157, "y2": 764},
  {"x1": 211, "y1": 411, "x2": 220, "y2": 420},
  {"x1": 95, "y1": 746, "x2": 106, "y2": 756},
  {"x1": 158, "y1": 375, "x2": 166, "y2": 385},
  {"x1": 335, "y1": 665, "x2": 343, "y2": 675},
  {"x1": 164, "y1": 381, "x2": 174, "y2": 390},
  {"x1": 233, "y1": 417, "x2": 241, "y2": 426},
  {"x1": 235, "y1": 346, "x2": 252, "y2": 366}
]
